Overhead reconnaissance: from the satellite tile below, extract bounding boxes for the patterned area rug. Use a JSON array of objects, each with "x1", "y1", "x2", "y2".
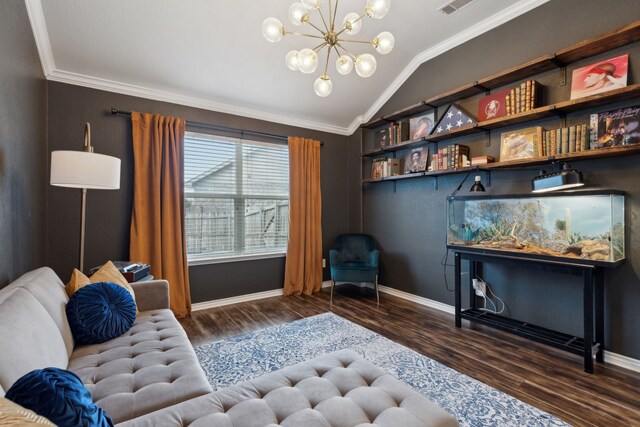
[{"x1": 194, "y1": 312, "x2": 567, "y2": 427}]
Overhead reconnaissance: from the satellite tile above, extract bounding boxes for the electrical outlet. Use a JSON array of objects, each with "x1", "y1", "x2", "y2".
[{"x1": 322, "y1": 258, "x2": 326, "y2": 268}]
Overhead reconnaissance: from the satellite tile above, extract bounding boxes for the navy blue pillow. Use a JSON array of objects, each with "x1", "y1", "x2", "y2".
[
  {"x1": 66, "y1": 281, "x2": 136, "y2": 344},
  {"x1": 6, "y1": 367, "x2": 113, "y2": 427}
]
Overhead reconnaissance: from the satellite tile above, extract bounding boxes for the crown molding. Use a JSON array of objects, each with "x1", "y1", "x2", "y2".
[
  {"x1": 26, "y1": 0, "x2": 548, "y2": 136},
  {"x1": 346, "y1": 0, "x2": 552, "y2": 134},
  {"x1": 25, "y1": 0, "x2": 55, "y2": 78}
]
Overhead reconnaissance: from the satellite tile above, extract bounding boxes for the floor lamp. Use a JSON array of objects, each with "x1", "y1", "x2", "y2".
[{"x1": 50, "y1": 123, "x2": 121, "y2": 272}]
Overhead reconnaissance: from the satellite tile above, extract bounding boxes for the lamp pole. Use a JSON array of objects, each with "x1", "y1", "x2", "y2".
[{"x1": 78, "y1": 123, "x2": 94, "y2": 272}]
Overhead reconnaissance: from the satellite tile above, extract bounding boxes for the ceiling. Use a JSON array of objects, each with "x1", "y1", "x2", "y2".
[{"x1": 27, "y1": 0, "x2": 549, "y2": 135}]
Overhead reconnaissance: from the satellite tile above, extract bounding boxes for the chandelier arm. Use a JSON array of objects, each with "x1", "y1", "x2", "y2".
[
  {"x1": 331, "y1": 0, "x2": 340, "y2": 32},
  {"x1": 313, "y1": 42, "x2": 328, "y2": 52},
  {"x1": 336, "y1": 42, "x2": 357, "y2": 59},
  {"x1": 340, "y1": 39, "x2": 374, "y2": 44},
  {"x1": 285, "y1": 31, "x2": 326, "y2": 39},
  {"x1": 334, "y1": 13, "x2": 366, "y2": 38},
  {"x1": 307, "y1": 20, "x2": 328, "y2": 35},
  {"x1": 323, "y1": 46, "x2": 332, "y2": 76},
  {"x1": 328, "y1": 0, "x2": 333, "y2": 32}
]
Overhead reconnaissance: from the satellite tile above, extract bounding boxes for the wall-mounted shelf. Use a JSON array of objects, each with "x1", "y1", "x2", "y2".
[
  {"x1": 361, "y1": 20, "x2": 640, "y2": 130},
  {"x1": 361, "y1": 137, "x2": 428, "y2": 157}
]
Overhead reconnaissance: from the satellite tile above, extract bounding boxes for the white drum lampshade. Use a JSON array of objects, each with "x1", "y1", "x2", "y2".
[{"x1": 50, "y1": 151, "x2": 121, "y2": 190}]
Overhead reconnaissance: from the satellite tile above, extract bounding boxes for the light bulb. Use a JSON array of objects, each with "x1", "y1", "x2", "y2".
[
  {"x1": 355, "y1": 54, "x2": 377, "y2": 78},
  {"x1": 302, "y1": 0, "x2": 324, "y2": 10},
  {"x1": 288, "y1": 2, "x2": 308, "y2": 26},
  {"x1": 314, "y1": 75, "x2": 332, "y2": 97},
  {"x1": 297, "y1": 48, "x2": 318, "y2": 74},
  {"x1": 336, "y1": 55, "x2": 354, "y2": 75},
  {"x1": 374, "y1": 31, "x2": 394, "y2": 54},
  {"x1": 262, "y1": 17, "x2": 284, "y2": 43},
  {"x1": 365, "y1": 0, "x2": 391, "y2": 19},
  {"x1": 342, "y1": 12, "x2": 362, "y2": 35},
  {"x1": 286, "y1": 50, "x2": 300, "y2": 71}
]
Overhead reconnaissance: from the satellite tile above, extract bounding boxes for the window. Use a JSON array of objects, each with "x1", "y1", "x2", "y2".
[{"x1": 184, "y1": 131, "x2": 289, "y2": 262}]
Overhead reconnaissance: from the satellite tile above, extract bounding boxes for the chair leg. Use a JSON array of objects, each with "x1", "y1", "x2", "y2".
[
  {"x1": 374, "y1": 275, "x2": 379, "y2": 305},
  {"x1": 330, "y1": 277, "x2": 335, "y2": 304}
]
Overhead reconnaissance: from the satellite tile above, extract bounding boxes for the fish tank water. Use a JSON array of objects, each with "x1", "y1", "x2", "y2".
[{"x1": 447, "y1": 190, "x2": 624, "y2": 265}]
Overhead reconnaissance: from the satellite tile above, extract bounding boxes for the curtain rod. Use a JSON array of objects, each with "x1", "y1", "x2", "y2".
[{"x1": 110, "y1": 108, "x2": 323, "y2": 145}]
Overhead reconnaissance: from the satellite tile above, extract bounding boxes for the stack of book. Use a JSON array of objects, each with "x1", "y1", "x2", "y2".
[
  {"x1": 505, "y1": 80, "x2": 540, "y2": 116},
  {"x1": 387, "y1": 121, "x2": 410, "y2": 145},
  {"x1": 431, "y1": 144, "x2": 470, "y2": 171},
  {"x1": 541, "y1": 124, "x2": 588, "y2": 156},
  {"x1": 371, "y1": 157, "x2": 401, "y2": 179}
]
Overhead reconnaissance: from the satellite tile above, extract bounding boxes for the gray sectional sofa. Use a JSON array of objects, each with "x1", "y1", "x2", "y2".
[{"x1": 0, "y1": 267, "x2": 458, "y2": 426}]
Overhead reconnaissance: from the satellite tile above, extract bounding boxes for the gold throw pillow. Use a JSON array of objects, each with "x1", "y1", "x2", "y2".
[
  {"x1": 66, "y1": 261, "x2": 137, "y2": 311},
  {"x1": 0, "y1": 397, "x2": 56, "y2": 426}
]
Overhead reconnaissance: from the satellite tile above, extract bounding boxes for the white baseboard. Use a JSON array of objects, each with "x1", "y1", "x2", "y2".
[
  {"x1": 191, "y1": 289, "x2": 283, "y2": 311},
  {"x1": 191, "y1": 282, "x2": 640, "y2": 373}
]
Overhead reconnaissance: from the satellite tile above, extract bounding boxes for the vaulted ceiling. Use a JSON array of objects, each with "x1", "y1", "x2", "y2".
[{"x1": 27, "y1": 0, "x2": 549, "y2": 135}]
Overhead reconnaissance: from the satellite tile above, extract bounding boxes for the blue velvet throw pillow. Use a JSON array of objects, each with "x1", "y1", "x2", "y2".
[
  {"x1": 6, "y1": 367, "x2": 113, "y2": 427},
  {"x1": 66, "y1": 281, "x2": 136, "y2": 344}
]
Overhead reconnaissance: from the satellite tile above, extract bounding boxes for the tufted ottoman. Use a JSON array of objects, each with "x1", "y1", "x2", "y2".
[{"x1": 119, "y1": 349, "x2": 459, "y2": 427}]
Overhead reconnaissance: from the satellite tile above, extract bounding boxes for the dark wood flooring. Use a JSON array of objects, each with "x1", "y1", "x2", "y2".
[{"x1": 179, "y1": 286, "x2": 640, "y2": 427}]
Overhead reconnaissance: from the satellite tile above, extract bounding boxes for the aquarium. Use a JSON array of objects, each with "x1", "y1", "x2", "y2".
[{"x1": 447, "y1": 190, "x2": 625, "y2": 265}]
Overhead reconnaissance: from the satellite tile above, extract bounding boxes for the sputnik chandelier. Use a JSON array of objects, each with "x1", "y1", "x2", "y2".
[{"x1": 262, "y1": 0, "x2": 394, "y2": 97}]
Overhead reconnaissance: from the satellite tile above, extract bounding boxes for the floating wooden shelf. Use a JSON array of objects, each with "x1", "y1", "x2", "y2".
[
  {"x1": 361, "y1": 172, "x2": 425, "y2": 184},
  {"x1": 554, "y1": 83, "x2": 640, "y2": 113},
  {"x1": 426, "y1": 124, "x2": 480, "y2": 142},
  {"x1": 361, "y1": 137, "x2": 429, "y2": 157},
  {"x1": 478, "y1": 105, "x2": 557, "y2": 130},
  {"x1": 360, "y1": 20, "x2": 640, "y2": 129}
]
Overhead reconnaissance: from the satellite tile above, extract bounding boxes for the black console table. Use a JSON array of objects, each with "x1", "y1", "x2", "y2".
[{"x1": 451, "y1": 248, "x2": 619, "y2": 374}]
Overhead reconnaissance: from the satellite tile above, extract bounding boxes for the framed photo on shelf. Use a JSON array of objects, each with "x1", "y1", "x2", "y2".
[
  {"x1": 590, "y1": 106, "x2": 640, "y2": 149},
  {"x1": 404, "y1": 147, "x2": 428, "y2": 173},
  {"x1": 373, "y1": 127, "x2": 389, "y2": 147},
  {"x1": 409, "y1": 112, "x2": 435, "y2": 140},
  {"x1": 500, "y1": 126, "x2": 542, "y2": 162},
  {"x1": 477, "y1": 87, "x2": 510, "y2": 121},
  {"x1": 570, "y1": 54, "x2": 628, "y2": 100}
]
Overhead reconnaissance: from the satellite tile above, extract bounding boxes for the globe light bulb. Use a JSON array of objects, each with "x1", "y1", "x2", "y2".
[
  {"x1": 355, "y1": 54, "x2": 377, "y2": 78},
  {"x1": 365, "y1": 0, "x2": 391, "y2": 19},
  {"x1": 374, "y1": 31, "x2": 394, "y2": 55},
  {"x1": 302, "y1": 0, "x2": 324, "y2": 10},
  {"x1": 314, "y1": 75, "x2": 333, "y2": 97},
  {"x1": 336, "y1": 55, "x2": 354, "y2": 75},
  {"x1": 288, "y1": 2, "x2": 308, "y2": 26},
  {"x1": 297, "y1": 48, "x2": 318, "y2": 74},
  {"x1": 342, "y1": 12, "x2": 362, "y2": 35},
  {"x1": 262, "y1": 17, "x2": 284, "y2": 43},
  {"x1": 286, "y1": 50, "x2": 300, "y2": 71}
]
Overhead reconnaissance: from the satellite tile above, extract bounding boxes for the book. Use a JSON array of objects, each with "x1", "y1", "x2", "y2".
[
  {"x1": 569, "y1": 126, "x2": 576, "y2": 152},
  {"x1": 550, "y1": 129, "x2": 557, "y2": 155},
  {"x1": 580, "y1": 124, "x2": 587, "y2": 151},
  {"x1": 561, "y1": 127, "x2": 569, "y2": 153},
  {"x1": 515, "y1": 87, "x2": 521, "y2": 114},
  {"x1": 471, "y1": 155, "x2": 494, "y2": 165},
  {"x1": 525, "y1": 80, "x2": 532, "y2": 111},
  {"x1": 371, "y1": 157, "x2": 387, "y2": 179},
  {"x1": 373, "y1": 127, "x2": 389, "y2": 147},
  {"x1": 520, "y1": 82, "x2": 526, "y2": 113}
]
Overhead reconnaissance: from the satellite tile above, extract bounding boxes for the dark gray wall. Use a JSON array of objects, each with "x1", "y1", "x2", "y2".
[
  {"x1": 359, "y1": 0, "x2": 640, "y2": 359},
  {"x1": 46, "y1": 82, "x2": 350, "y2": 302},
  {"x1": 0, "y1": 0, "x2": 47, "y2": 287}
]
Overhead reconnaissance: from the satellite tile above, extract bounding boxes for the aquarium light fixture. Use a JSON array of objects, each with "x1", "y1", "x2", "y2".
[
  {"x1": 532, "y1": 163, "x2": 584, "y2": 193},
  {"x1": 470, "y1": 175, "x2": 485, "y2": 192}
]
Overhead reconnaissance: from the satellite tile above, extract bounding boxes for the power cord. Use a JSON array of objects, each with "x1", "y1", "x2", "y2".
[{"x1": 473, "y1": 275, "x2": 505, "y2": 314}]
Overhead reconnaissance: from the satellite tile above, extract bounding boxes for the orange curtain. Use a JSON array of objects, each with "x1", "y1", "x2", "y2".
[
  {"x1": 284, "y1": 137, "x2": 322, "y2": 296},
  {"x1": 130, "y1": 112, "x2": 191, "y2": 317}
]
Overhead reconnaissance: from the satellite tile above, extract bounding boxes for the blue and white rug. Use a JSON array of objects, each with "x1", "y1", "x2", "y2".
[{"x1": 194, "y1": 312, "x2": 568, "y2": 427}]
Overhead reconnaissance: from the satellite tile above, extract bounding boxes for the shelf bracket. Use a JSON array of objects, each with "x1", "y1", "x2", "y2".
[
  {"x1": 560, "y1": 66, "x2": 567, "y2": 87},
  {"x1": 484, "y1": 170, "x2": 491, "y2": 187}
]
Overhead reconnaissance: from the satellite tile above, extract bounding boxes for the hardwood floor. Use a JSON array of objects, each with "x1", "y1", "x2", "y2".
[{"x1": 179, "y1": 286, "x2": 640, "y2": 427}]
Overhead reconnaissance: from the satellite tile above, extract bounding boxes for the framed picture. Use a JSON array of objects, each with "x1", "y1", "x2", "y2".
[
  {"x1": 373, "y1": 127, "x2": 389, "y2": 147},
  {"x1": 570, "y1": 54, "x2": 628, "y2": 100},
  {"x1": 409, "y1": 112, "x2": 435, "y2": 140},
  {"x1": 590, "y1": 106, "x2": 640, "y2": 149},
  {"x1": 404, "y1": 147, "x2": 428, "y2": 173},
  {"x1": 500, "y1": 127, "x2": 542, "y2": 162}
]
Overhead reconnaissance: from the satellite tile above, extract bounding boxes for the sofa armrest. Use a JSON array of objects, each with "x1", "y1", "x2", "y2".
[{"x1": 130, "y1": 280, "x2": 170, "y2": 311}]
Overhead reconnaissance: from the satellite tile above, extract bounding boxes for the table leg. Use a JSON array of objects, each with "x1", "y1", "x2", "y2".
[
  {"x1": 583, "y1": 268, "x2": 594, "y2": 374},
  {"x1": 469, "y1": 260, "x2": 477, "y2": 309},
  {"x1": 595, "y1": 268, "x2": 605, "y2": 363},
  {"x1": 455, "y1": 252, "x2": 461, "y2": 328}
]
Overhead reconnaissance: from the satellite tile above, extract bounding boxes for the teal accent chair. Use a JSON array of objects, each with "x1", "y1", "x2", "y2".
[{"x1": 329, "y1": 234, "x2": 379, "y2": 304}]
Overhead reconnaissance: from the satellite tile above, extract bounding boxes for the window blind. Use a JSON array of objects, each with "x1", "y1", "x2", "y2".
[{"x1": 184, "y1": 131, "x2": 289, "y2": 261}]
